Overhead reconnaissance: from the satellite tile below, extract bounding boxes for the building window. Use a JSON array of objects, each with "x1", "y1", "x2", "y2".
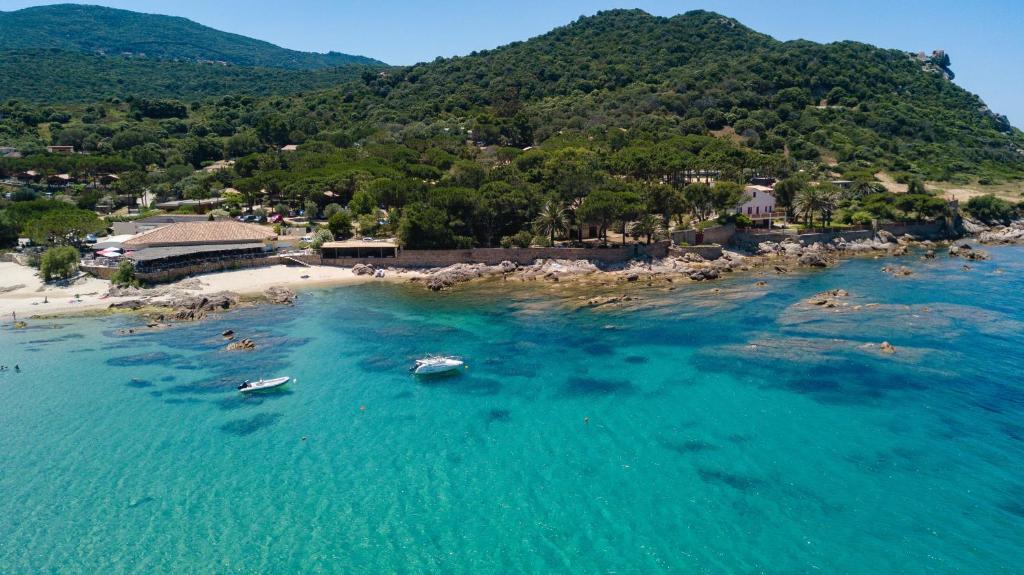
[
  {"x1": 752, "y1": 191, "x2": 757, "y2": 197},
  {"x1": 747, "y1": 207, "x2": 752, "y2": 215}
]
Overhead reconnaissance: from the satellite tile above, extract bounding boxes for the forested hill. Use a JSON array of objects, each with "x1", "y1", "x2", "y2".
[
  {"x1": 0, "y1": 4, "x2": 383, "y2": 68},
  {"x1": 1, "y1": 8, "x2": 1022, "y2": 184},
  {"x1": 350, "y1": 9, "x2": 1020, "y2": 180},
  {"x1": 0, "y1": 49, "x2": 376, "y2": 103}
]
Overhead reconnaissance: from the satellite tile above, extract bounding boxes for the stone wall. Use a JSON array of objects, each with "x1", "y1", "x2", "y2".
[
  {"x1": 878, "y1": 221, "x2": 949, "y2": 239},
  {"x1": 732, "y1": 220, "x2": 952, "y2": 250},
  {"x1": 670, "y1": 245, "x2": 724, "y2": 260},
  {"x1": 670, "y1": 224, "x2": 735, "y2": 246},
  {"x1": 81, "y1": 243, "x2": 671, "y2": 283},
  {"x1": 797, "y1": 230, "x2": 874, "y2": 244},
  {"x1": 306, "y1": 241, "x2": 671, "y2": 269}
]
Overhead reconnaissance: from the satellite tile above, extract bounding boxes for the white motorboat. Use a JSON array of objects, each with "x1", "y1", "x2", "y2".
[
  {"x1": 238, "y1": 376, "x2": 290, "y2": 392},
  {"x1": 411, "y1": 356, "x2": 464, "y2": 375}
]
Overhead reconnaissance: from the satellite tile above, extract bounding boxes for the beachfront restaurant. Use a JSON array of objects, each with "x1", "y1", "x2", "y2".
[
  {"x1": 119, "y1": 221, "x2": 279, "y2": 271},
  {"x1": 127, "y1": 243, "x2": 271, "y2": 272},
  {"x1": 321, "y1": 240, "x2": 397, "y2": 259}
]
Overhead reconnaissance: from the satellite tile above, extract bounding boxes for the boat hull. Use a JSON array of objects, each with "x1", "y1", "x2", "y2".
[{"x1": 239, "y1": 376, "x2": 290, "y2": 392}]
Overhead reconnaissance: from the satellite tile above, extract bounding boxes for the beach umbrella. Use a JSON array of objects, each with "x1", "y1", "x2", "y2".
[{"x1": 96, "y1": 249, "x2": 122, "y2": 258}]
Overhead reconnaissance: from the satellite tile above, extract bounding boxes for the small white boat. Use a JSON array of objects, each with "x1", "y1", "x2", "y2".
[
  {"x1": 411, "y1": 356, "x2": 464, "y2": 375},
  {"x1": 238, "y1": 376, "x2": 290, "y2": 392}
]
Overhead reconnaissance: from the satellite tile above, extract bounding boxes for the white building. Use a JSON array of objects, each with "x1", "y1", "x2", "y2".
[{"x1": 734, "y1": 185, "x2": 776, "y2": 222}]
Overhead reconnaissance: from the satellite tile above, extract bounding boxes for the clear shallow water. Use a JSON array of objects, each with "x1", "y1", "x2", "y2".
[{"x1": 2, "y1": 248, "x2": 1023, "y2": 574}]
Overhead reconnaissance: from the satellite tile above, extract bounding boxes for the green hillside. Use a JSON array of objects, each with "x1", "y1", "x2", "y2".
[
  {"x1": 3, "y1": 9, "x2": 1023, "y2": 252},
  {"x1": 0, "y1": 49, "x2": 374, "y2": 103},
  {"x1": 356, "y1": 9, "x2": 1021, "y2": 180},
  {"x1": 0, "y1": 3, "x2": 383, "y2": 68}
]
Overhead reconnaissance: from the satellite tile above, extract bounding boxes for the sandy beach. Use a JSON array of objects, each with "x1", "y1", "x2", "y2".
[{"x1": 0, "y1": 262, "x2": 421, "y2": 319}]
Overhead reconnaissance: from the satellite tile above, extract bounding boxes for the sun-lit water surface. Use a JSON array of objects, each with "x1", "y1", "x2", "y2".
[{"x1": 2, "y1": 248, "x2": 1023, "y2": 574}]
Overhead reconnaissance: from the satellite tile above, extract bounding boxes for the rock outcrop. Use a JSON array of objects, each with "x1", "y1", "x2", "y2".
[
  {"x1": 882, "y1": 264, "x2": 913, "y2": 276},
  {"x1": 977, "y1": 220, "x2": 1024, "y2": 244},
  {"x1": 167, "y1": 291, "x2": 239, "y2": 321},
  {"x1": 226, "y1": 338, "x2": 255, "y2": 351},
  {"x1": 420, "y1": 260, "x2": 518, "y2": 291},
  {"x1": 948, "y1": 243, "x2": 989, "y2": 260},
  {"x1": 352, "y1": 263, "x2": 375, "y2": 276},
  {"x1": 264, "y1": 286, "x2": 296, "y2": 305},
  {"x1": 805, "y1": 289, "x2": 849, "y2": 307}
]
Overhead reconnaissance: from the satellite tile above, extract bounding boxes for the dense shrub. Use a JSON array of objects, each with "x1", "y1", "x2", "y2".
[{"x1": 39, "y1": 246, "x2": 79, "y2": 281}]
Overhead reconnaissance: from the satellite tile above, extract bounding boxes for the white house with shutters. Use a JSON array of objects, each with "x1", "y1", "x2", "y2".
[{"x1": 733, "y1": 185, "x2": 776, "y2": 223}]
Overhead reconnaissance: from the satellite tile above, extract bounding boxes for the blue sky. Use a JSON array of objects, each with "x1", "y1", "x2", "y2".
[{"x1": 4, "y1": 0, "x2": 1022, "y2": 125}]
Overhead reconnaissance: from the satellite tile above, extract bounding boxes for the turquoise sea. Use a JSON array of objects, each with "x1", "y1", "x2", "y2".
[{"x1": 2, "y1": 247, "x2": 1024, "y2": 574}]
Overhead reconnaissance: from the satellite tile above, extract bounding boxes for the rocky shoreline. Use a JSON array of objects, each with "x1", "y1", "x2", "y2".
[
  {"x1": 402, "y1": 230, "x2": 948, "y2": 292},
  {"x1": 15, "y1": 218, "x2": 1021, "y2": 327},
  {"x1": 103, "y1": 281, "x2": 297, "y2": 329}
]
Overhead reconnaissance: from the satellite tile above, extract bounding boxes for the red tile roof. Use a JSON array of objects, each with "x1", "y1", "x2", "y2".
[{"x1": 122, "y1": 221, "x2": 277, "y2": 248}]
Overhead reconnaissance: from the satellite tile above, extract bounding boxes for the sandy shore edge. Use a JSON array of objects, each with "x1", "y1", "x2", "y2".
[{"x1": 0, "y1": 263, "x2": 423, "y2": 319}]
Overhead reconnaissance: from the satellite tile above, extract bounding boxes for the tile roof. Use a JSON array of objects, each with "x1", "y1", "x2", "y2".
[{"x1": 122, "y1": 221, "x2": 277, "y2": 248}]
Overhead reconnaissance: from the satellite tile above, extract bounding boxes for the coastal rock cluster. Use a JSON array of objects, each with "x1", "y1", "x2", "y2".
[
  {"x1": 977, "y1": 222, "x2": 1024, "y2": 244},
  {"x1": 756, "y1": 232, "x2": 924, "y2": 269},
  {"x1": 964, "y1": 217, "x2": 1024, "y2": 244},
  {"x1": 630, "y1": 250, "x2": 747, "y2": 281},
  {"x1": 948, "y1": 243, "x2": 990, "y2": 260},
  {"x1": 519, "y1": 259, "x2": 599, "y2": 281},
  {"x1": 167, "y1": 292, "x2": 240, "y2": 321},
  {"x1": 418, "y1": 260, "x2": 519, "y2": 291},
  {"x1": 264, "y1": 286, "x2": 296, "y2": 305},
  {"x1": 106, "y1": 282, "x2": 295, "y2": 324}
]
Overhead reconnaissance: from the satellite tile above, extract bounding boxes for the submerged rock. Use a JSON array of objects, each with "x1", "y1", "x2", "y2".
[
  {"x1": 882, "y1": 264, "x2": 913, "y2": 277},
  {"x1": 879, "y1": 341, "x2": 896, "y2": 354},
  {"x1": 226, "y1": 338, "x2": 255, "y2": 351},
  {"x1": 582, "y1": 294, "x2": 636, "y2": 309},
  {"x1": 805, "y1": 288, "x2": 849, "y2": 307},
  {"x1": 108, "y1": 299, "x2": 146, "y2": 310}
]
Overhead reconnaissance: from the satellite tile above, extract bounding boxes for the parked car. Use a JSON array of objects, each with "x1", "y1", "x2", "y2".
[
  {"x1": 300, "y1": 234, "x2": 313, "y2": 243},
  {"x1": 84, "y1": 234, "x2": 98, "y2": 244},
  {"x1": 239, "y1": 214, "x2": 258, "y2": 223}
]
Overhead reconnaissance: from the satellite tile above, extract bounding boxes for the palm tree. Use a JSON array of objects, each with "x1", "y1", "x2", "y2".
[
  {"x1": 533, "y1": 201, "x2": 569, "y2": 245},
  {"x1": 629, "y1": 214, "x2": 663, "y2": 245},
  {"x1": 818, "y1": 186, "x2": 841, "y2": 227},
  {"x1": 793, "y1": 186, "x2": 823, "y2": 228},
  {"x1": 848, "y1": 180, "x2": 880, "y2": 201}
]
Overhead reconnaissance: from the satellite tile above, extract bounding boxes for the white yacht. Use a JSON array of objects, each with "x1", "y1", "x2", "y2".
[{"x1": 411, "y1": 356, "x2": 464, "y2": 375}]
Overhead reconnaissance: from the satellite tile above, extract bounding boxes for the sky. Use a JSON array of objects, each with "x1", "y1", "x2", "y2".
[{"x1": 3, "y1": 0, "x2": 1022, "y2": 125}]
